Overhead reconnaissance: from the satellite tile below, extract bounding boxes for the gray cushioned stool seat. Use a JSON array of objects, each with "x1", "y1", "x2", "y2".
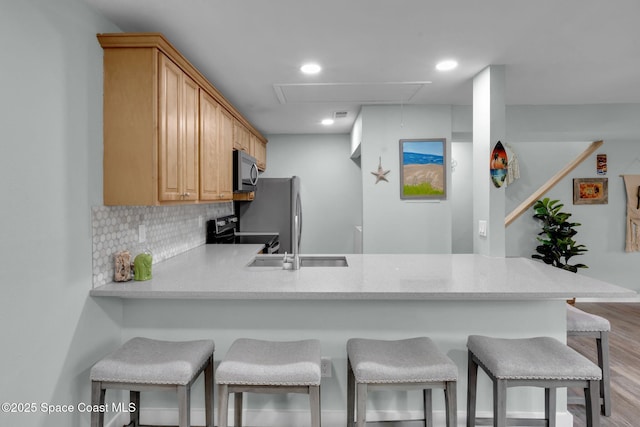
[
  {"x1": 347, "y1": 337, "x2": 457, "y2": 427},
  {"x1": 91, "y1": 337, "x2": 215, "y2": 385},
  {"x1": 567, "y1": 304, "x2": 612, "y2": 416},
  {"x1": 567, "y1": 304, "x2": 610, "y2": 332},
  {"x1": 217, "y1": 338, "x2": 321, "y2": 427},
  {"x1": 217, "y1": 338, "x2": 321, "y2": 385},
  {"x1": 90, "y1": 337, "x2": 215, "y2": 427},
  {"x1": 467, "y1": 335, "x2": 601, "y2": 427},
  {"x1": 347, "y1": 337, "x2": 458, "y2": 383}
]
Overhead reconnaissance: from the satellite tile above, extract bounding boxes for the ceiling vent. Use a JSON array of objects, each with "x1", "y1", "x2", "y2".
[
  {"x1": 272, "y1": 81, "x2": 431, "y2": 104},
  {"x1": 333, "y1": 111, "x2": 348, "y2": 119}
]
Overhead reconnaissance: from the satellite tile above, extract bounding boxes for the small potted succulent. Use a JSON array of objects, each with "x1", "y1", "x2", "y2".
[{"x1": 532, "y1": 198, "x2": 588, "y2": 273}]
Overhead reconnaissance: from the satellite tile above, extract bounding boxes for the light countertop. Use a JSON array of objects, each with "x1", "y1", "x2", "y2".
[{"x1": 90, "y1": 245, "x2": 636, "y2": 300}]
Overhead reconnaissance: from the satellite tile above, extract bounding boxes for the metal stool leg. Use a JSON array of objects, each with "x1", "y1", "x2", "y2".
[
  {"x1": 129, "y1": 391, "x2": 140, "y2": 427},
  {"x1": 545, "y1": 388, "x2": 556, "y2": 427},
  {"x1": 466, "y1": 351, "x2": 478, "y2": 427},
  {"x1": 310, "y1": 385, "x2": 321, "y2": 427},
  {"x1": 356, "y1": 383, "x2": 367, "y2": 427},
  {"x1": 586, "y1": 379, "x2": 601, "y2": 427},
  {"x1": 218, "y1": 384, "x2": 228, "y2": 427},
  {"x1": 91, "y1": 381, "x2": 105, "y2": 427},
  {"x1": 347, "y1": 358, "x2": 355, "y2": 427},
  {"x1": 493, "y1": 379, "x2": 507, "y2": 427},
  {"x1": 204, "y1": 356, "x2": 214, "y2": 427},
  {"x1": 598, "y1": 331, "x2": 611, "y2": 416},
  {"x1": 423, "y1": 388, "x2": 432, "y2": 427},
  {"x1": 177, "y1": 385, "x2": 190, "y2": 427},
  {"x1": 445, "y1": 381, "x2": 457, "y2": 427},
  {"x1": 234, "y1": 392, "x2": 243, "y2": 427}
]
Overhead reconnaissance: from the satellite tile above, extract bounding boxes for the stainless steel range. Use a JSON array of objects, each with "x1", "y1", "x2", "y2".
[{"x1": 206, "y1": 214, "x2": 280, "y2": 254}]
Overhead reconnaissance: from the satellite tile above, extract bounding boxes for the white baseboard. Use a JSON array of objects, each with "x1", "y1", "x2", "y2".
[{"x1": 106, "y1": 408, "x2": 574, "y2": 427}]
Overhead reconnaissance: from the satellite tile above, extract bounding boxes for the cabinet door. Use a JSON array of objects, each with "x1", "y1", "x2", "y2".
[
  {"x1": 218, "y1": 108, "x2": 234, "y2": 199},
  {"x1": 159, "y1": 54, "x2": 182, "y2": 201},
  {"x1": 233, "y1": 120, "x2": 250, "y2": 151},
  {"x1": 251, "y1": 133, "x2": 267, "y2": 171},
  {"x1": 200, "y1": 91, "x2": 233, "y2": 201},
  {"x1": 182, "y1": 76, "x2": 199, "y2": 201},
  {"x1": 158, "y1": 54, "x2": 198, "y2": 201}
]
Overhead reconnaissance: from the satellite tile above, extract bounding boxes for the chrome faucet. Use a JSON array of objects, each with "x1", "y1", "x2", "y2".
[
  {"x1": 281, "y1": 215, "x2": 301, "y2": 270},
  {"x1": 292, "y1": 215, "x2": 300, "y2": 270}
]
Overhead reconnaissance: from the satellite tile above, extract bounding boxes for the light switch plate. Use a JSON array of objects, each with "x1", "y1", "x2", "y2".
[{"x1": 478, "y1": 220, "x2": 487, "y2": 237}]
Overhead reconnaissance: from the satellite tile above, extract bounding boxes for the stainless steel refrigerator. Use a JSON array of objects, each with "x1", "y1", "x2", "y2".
[{"x1": 237, "y1": 176, "x2": 302, "y2": 254}]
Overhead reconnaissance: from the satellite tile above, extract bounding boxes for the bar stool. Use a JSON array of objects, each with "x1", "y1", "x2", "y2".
[
  {"x1": 347, "y1": 337, "x2": 458, "y2": 427},
  {"x1": 466, "y1": 335, "x2": 601, "y2": 427},
  {"x1": 90, "y1": 337, "x2": 215, "y2": 427},
  {"x1": 567, "y1": 304, "x2": 612, "y2": 416},
  {"x1": 216, "y1": 338, "x2": 321, "y2": 427}
]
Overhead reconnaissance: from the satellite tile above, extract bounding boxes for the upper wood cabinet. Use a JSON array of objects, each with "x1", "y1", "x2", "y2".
[
  {"x1": 98, "y1": 32, "x2": 267, "y2": 205},
  {"x1": 200, "y1": 91, "x2": 233, "y2": 201},
  {"x1": 233, "y1": 120, "x2": 250, "y2": 152},
  {"x1": 158, "y1": 54, "x2": 199, "y2": 202},
  {"x1": 250, "y1": 133, "x2": 267, "y2": 171}
]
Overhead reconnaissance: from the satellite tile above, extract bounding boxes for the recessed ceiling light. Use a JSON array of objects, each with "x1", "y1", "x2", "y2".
[
  {"x1": 436, "y1": 60, "x2": 458, "y2": 71},
  {"x1": 321, "y1": 118, "x2": 334, "y2": 125},
  {"x1": 300, "y1": 63, "x2": 322, "y2": 74}
]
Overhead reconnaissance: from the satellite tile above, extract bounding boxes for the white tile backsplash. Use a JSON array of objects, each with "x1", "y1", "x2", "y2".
[{"x1": 91, "y1": 203, "x2": 232, "y2": 287}]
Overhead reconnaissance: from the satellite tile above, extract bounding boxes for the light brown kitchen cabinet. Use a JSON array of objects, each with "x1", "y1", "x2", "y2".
[
  {"x1": 251, "y1": 133, "x2": 267, "y2": 171},
  {"x1": 98, "y1": 32, "x2": 267, "y2": 205},
  {"x1": 233, "y1": 120, "x2": 250, "y2": 152},
  {"x1": 158, "y1": 54, "x2": 199, "y2": 202},
  {"x1": 200, "y1": 91, "x2": 233, "y2": 201}
]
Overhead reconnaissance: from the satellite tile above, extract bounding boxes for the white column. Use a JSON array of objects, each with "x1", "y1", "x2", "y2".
[{"x1": 473, "y1": 65, "x2": 506, "y2": 256}]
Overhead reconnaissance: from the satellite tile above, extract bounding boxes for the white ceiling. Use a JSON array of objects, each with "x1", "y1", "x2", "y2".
[{"x1": 82, "y1": 0, "x2": 640, "y2": 135}]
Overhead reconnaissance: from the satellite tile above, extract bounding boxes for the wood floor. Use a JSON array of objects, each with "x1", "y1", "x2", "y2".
[{"x1": 567, "y1": 303, "x2": 640, "y2": 427}]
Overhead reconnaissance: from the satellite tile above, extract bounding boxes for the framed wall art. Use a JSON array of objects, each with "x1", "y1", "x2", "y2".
[
  {"x1": 573, "y1": 177, "x2": 608, "y2": 205},
  {"x1": 399, "y1": 138, "x2": 446, "y2": 200}
]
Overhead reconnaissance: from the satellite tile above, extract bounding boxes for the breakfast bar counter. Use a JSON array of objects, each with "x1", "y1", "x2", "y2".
[
  {"x1": 90, "y1": 245, "x2": 634, "y2": 300},
  {"x1": 89, "y1": 245, "x2": 635, "y2": 427}
]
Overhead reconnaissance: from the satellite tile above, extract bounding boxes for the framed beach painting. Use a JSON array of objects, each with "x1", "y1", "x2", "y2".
[{"x1": 399, "y1": 138, "x2": 446, "y2": 200}]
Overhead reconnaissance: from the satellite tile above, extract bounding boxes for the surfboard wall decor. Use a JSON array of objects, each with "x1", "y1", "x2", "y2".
[{"x1": 490, "y1": 141, "x2": 508, "y2": 188}]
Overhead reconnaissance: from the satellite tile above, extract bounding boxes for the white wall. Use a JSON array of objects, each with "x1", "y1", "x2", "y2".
[
  {"x1": 505, "y1": 105, "x2": 640, "y2": 293},
  {"x1": 261, "y1": 134, "x2": 362, "y2": 254},
  {"x1": 451, "y1": 142, "x2": 474, "y2": 253},
  {"x1": 473, "y1": 66, "x2": 506, "y2": 256},
  {"x1": 0, "y1": 1, "x2": 123, "y2": 426},
  {"x1": 449, "y1": 104, "x2": 640, "y2": 293},
  {"x1": 360, "y1": 105, "x2": 453, "y2": 253}
]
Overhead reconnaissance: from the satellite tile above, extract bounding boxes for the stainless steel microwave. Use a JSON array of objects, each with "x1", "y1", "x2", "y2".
[{"x1": 233, "y1": 150, "x2": 259, "y2": 192}]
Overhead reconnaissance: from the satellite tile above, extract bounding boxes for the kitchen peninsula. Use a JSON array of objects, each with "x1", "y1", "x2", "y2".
[
  {"x1": 90, "y1": 245, "x2": 632, "y2": 300},
  {"x1": 90, "y1": 246, "x2": 635, "y2": 427}
]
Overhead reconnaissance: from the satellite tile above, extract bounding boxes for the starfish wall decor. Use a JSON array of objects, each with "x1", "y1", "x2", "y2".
[{"x1": 371, "y1": 156, "x2": 390, "y2": 183}]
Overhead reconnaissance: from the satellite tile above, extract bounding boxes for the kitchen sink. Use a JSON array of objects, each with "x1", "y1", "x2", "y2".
[
  {"x1": 300, "y1": 256, "x2": 348, "y2": 267},
  {"x1": 247, "y1": 255, "x2": 348, "y2": 268},
  {"x1": 247, "y1": 256, "x2": 287, "y2": 267}
]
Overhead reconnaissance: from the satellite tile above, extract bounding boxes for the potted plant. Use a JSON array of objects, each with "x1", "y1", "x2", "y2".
[{"x1": 532, "y1": 198, "x2": 588, "y2": 273}]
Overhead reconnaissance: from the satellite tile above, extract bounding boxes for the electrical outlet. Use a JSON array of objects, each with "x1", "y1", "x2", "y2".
[
  {"x1": 198, "y1": 215, "x2": 203, "y2": 228},
  {"x1": 321, "y1": 357, "x2": 332, "y2": 377}
]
